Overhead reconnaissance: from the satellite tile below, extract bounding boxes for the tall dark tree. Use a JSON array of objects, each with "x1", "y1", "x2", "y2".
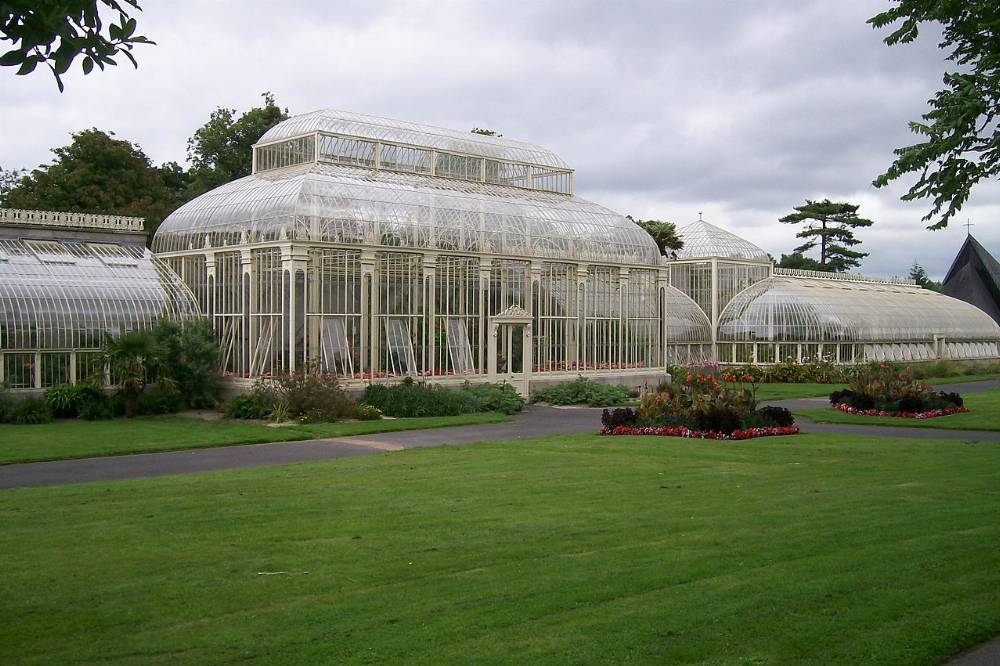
[
  {"x1": 627, "y1": 216, "x2": 684, "y2": 257},
  {"x1": 1, "y1": 1, "x2": 154, "y2": 92},
  {"x1": 908, "y1": 261, "x2": 941, "y2": 291},
  {"x1": 186, "y1": 92, "x2": 288, "y2": 198},
  {"x1": 779, "y1": 199, "x2": 873, "y2": 272},
  {"x1": 869, "y1": 1, "x2": 1000, "y2": 229},
  {"x1": 3, "y1": 128, "x2": 172, "y2": 238}
]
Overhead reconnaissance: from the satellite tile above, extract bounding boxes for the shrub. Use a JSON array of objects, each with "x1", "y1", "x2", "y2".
[
  {"x1": 897, "y1": 394, "x2": 927, "y2": 413},
  {"x1": 938, "y1": 391, "x2": 963, "y2": 407},
  {"x1": 829, "y1": 389, "x2": 855, "y2": 406},
  {"x1": 152, "y1": 319, "x2": 221, "y2": 409},
  {"x1": 531, "y1": 376, "x2": 631, "y2": 406},
  {"x1": 601, "y1": 407, "x2": 640, "y2": 429},
  {"x1": 754, "y1": 405, "x2": 795, "y2": 427},
  {"x1": 461, "y1": 382, "x2": 525, "y2": 414},
  {"x1": 12, "y1": 398, "x2": 53, "y2": 425},
  {"x1": 45, "y1": 383, "x2": 81, "y2": 418},
  {"x1": 224, "y1": 392, "x2": 275, "y2": 420},
  {"x1": 271, "y1": 373, "x2": 357, "y2": 422},
  {"x1": 78, "y1": 394, "x2": 113, "y2": 420},
  {"x1": 356, "y1": 404, "x2": 383, "y2": 421},
  {"x1": 0, "y1": 385, "x2": 12, "y2": 424},
  {"x1": 692, "y1": 405, "x2": 743, "y2": 434},
  {"x1": 363, "y1": 378, "x2": 478, "y2": 418},
  {"x1": 137, "y1": 383, "x2": 184, "y2": 415}
]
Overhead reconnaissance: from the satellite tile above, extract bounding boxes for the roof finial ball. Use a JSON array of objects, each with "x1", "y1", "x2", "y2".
[{"x1": 698, "y1": 211, "x2": 703, "y2": 221}]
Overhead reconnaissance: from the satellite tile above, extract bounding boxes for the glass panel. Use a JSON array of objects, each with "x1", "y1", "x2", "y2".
[{"x1": 3, "y1": 353, "x2": 35, "y2": 388}]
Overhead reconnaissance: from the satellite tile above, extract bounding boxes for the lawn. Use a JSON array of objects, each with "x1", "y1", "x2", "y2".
[
  {"x1": 2, "y1": 432, "x2": 999, "y2": 664},
  {"x1": 796, "y1": 387, "x2": 1000, "y2": 432},
  {"x1": 754, "y1": 373, "x2": 1000, "y2": 401},
  {"x1": 0, "y1": 412, "x2": 510, "y2": 464}
]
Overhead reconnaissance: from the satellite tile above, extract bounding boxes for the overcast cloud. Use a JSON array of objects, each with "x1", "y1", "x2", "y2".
[{"x1": 1, "y1": 0, "x2": 996, "y2": 278}]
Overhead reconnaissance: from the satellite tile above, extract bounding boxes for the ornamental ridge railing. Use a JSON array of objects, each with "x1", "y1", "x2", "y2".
[
  {"x1": 0, "y1": 208, "x2": 145, "y2": 233},
  {"x1": 773, "y1": 266, "x2": 917, "y2": 286}
]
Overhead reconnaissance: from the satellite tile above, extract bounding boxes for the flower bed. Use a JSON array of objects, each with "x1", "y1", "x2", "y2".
[
  {"x1": 828, "y1": 363, "x2": 966, "y2": 419},
  {"x1": 601, "y1": 424, "x2": 800, "y2": 440},
  {"x1": 832, "y1": 402, "x2": 969, "y2": 419},
  {"x1": 599, "y1": 369, "x2": 798, "y2": 440}
]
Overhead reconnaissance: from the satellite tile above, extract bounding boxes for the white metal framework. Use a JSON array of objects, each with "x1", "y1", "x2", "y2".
[
  {"x1": 717, "y1": 276, "x2": 1000, "y2": 363},
  {"x1": 154, "y1": 110, "x2": 709, "y2": 391},
  {"x1": 0, "y1": 210, "x2": 201, "y2": 389}
]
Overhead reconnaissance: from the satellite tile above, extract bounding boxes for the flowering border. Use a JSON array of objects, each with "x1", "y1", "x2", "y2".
[
  {"x1": 600, "y1": 424, "x2": 800, "y2": 440},
  {"x1": 832, "y1": 402, "x2": 969, "y2": 419}
]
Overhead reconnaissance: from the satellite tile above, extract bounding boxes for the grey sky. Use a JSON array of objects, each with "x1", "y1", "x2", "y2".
[{"x1": 1, "y1": 0, "x2": 996, "y2": 278}]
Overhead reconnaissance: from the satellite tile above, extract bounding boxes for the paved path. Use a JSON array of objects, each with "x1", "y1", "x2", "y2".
[{"x1": 0, "y1": 405, "x2": 604, "y2": 490}]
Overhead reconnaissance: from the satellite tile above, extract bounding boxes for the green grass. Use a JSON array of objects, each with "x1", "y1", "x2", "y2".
[
  {"x1": 2, "y1": 432, "x2": 1000, "y2": 664},
  {"x1": 796, "y1": 387, "x2": 1000, "y2": 432},
  {"x1": 754, "y1": 373, "x2": 1000, "y2": 401},
  {"x1": 0, "y1": 412, "x2": 510, "y2": 465}
]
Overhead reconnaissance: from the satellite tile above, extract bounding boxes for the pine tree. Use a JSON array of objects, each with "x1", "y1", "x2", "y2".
[{"x1": 779, "y1": 199, "x2": 873, "y2": 272}]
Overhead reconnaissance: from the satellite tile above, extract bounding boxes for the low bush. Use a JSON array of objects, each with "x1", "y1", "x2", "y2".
[
  {"x1": 531, "y1": 376, "x2": 632, "y2": 406},
  {"x1": 362, "y1": 378, "x2": 523, "y2": 418},
  {"x1": 12, "y1": 398, "x2": 53, "y2": 425},
  {"x1": 601, "y1": 407, "x2": 640, "y2": 430},
  {"x1": 363, "y1": 378, "x2": 479, "y2": 418},
  {"x1": 753, "y1": 405, "x2": 795, "y2": 427},
  {"x1": 461, "y1": 382, "x2": 525, "y2": 415},
  {"x1": 224, "y1": 392, "x2": 275, "y2": 420},
  {"x1": 137, "y1": 383, "x2": 185, "y2": 416},
  {"x1": 356, "y1": 404, "x2": 383, "y2": 421},
  {"x1": 78, "y1": 394, "x2": 113, "y2": 420},
  {"x1": 276, "y1": 373, "x2": 358, "y2": 423},
  {"x1": 43, "y1": 382, "x2": 108, "y2": 419}
]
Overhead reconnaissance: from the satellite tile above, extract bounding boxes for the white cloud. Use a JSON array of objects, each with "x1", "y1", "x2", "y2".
[{"x1": 1, "y1": 0, "x2": 995, "y2": 279}]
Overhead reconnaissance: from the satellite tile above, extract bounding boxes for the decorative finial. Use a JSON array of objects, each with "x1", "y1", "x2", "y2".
[
  {"x1": 698, "y1": 211, "x2": 703, "y2": 221},
  {"x1": 965, "y1": 218, "x2": 974, "y2": 236}
]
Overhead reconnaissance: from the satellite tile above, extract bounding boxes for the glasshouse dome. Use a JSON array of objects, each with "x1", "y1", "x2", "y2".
[
  {"x1": 717, "y1": 275, "x2": 1000, "y2": 364},
  {"x1": 153, "y1": 110, "x2": 706, "y2": 391},
  {"x1": 0, "y1": 209, "x2": 200, "y2": 390},
  {"x1": 675, "y1": 218, "x2": 770, "y2": 262}
]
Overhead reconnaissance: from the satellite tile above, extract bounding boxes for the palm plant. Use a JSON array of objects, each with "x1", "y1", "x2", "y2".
[{"x1": 103, "y1": 330, "x2": 161, "y2": 418}]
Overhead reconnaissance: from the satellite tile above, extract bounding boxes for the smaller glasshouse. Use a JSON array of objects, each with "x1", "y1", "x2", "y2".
[
  {"x1": 0, "y1": 208, "x2": 200, "y2": 390},
  {"x1": 667, "y1": 219, "x2": 1000, "y2": 364}
]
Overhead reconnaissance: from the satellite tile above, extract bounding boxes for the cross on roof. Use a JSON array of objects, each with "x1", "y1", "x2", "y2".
[{"x1": 965, "y1": 218, "x2": 974, "y2": 236}]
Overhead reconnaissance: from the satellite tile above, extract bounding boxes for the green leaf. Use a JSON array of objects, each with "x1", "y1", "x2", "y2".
[
  {"x1": 82, "y1": 56, "x2": 94, "y2": 74},
  {"x1": 0, "y1": 49, "x2": 24, "y2": 67},
  {"x1": 16, "y1": 56, "x2": 38, "y2": 75}
]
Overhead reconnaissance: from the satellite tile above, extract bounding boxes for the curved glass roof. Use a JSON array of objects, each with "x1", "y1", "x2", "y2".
[
  {"x1": 257, "y1": 109, "x2": 570, "y2": 170},
  {"x1": 676, "y1": 219, "x2": 770, "y2": 262},
  {"x1": 0, "y1": 238, "x2": 200, "y2": 351},
  {"x1": 153, "y1": 162, "x2": 661, "y2": 266},
  {"x1": 664, "y1": 285, "x2": 714, "y2": 343},
  {"x1": 718, "y1": 277, "x2": 1000, "y2": 342}
]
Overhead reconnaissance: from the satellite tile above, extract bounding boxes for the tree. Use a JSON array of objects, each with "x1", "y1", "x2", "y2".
[
  {"x1": 908, "y1": 261, "x2": 941, "y2": 291},
  {"x1": 627, "y1": 216, "x2": 684, "y2": 257},
  {"x1": 1, "y1": 1, "x2": 154, "y2": 92},
  {"x1": 471, "y1": 127, "x2": 502, "y2": 137},
  {"x1": 4, "y1": 128, "x2": 173, "y2": 238},
  {"x1": 186, "y1": 92, "x2": 288, "y2": 198},
  {"x1": 0, "y1": 166, "x2": 25, "y2": 202},
  {"x1": 103, "y1": 330, "x2": 163, "y2": 418},
  {"x1": 778, "y1": 199, "x2": 873, "y2": 272},
  {"x1": 869, "y1": 1, "x2": 1000, "y2": 230},
  {"x1": 776, "y1": 252, "x2": 827, "y2": 272}
]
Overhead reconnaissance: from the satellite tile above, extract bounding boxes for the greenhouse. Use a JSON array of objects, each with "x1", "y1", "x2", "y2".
[
  {"x1": 0, "y1": 208, "x2": 201, "y2": 390},
  {"x1": 715, "y1": 272, "x2": 1000, "y2": 364},
  {"x1": 153, "y1": 109, "x2": 711, "y2": 393}
]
